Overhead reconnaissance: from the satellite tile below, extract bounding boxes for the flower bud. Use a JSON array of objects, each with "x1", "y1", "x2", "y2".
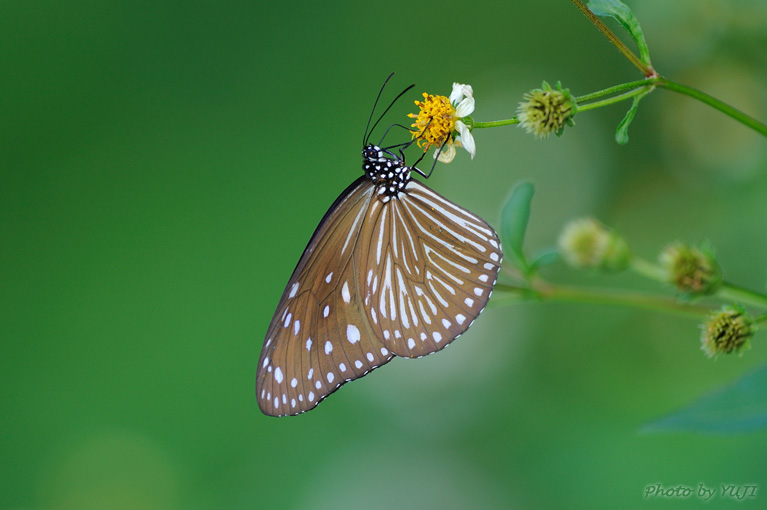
[
  {"x1": 558, "y1": 218, "x2": 630, "y2": 271},
  {"x1": 517, "y1": 81, "x2": 577, "y2": 138},
  {"x1": 700, "y1": 304, "x2": 755, "y2": 358},
  {"x1": 659, "y1": 242, "x2": 722, "y2": 295}
]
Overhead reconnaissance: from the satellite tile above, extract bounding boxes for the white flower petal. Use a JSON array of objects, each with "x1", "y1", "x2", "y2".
[
  {"x1": 436, "y1": 143, "x2": 456, "y2": 163},
  {"x1": 455, "y1": 121, "x2": 476, "y2": 159},
  {"x1": 449, "y1": 82, "x2": 465, "y2": 104},
  {"x1": 454, "y1": 96, "x2": 475, "y2": 118}
]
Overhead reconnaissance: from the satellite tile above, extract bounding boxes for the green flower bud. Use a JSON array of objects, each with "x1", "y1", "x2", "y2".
[
  {"x1": 659, "y1": 242, "x2": 722, "y2": 295},
  {"x1": 517, "y1": 81, "x2": 577, "y2": 138},
  {"x1": 558, "y1": 217, "x2": 630, "y2": 271},
  {"x1": 700, "y1": 304, "x2": 755, "y2": 358}
]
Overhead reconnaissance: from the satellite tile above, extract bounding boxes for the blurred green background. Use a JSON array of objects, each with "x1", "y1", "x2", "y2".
[{"x1": 3, "y1": 0, "x2": 767, "y2": 508}]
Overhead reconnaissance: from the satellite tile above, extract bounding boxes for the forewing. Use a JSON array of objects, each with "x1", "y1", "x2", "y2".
[
  {"x1": 257, "y1": 177, "x2": 391, "y2": 416},
  {"x1": 358, "y1": 180, "x2": 502, "y2": 358}
]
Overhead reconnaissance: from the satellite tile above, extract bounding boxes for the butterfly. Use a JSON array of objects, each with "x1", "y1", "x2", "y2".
[{"x1": 256, "y1": 76, "x2": 502, "y2": 416}]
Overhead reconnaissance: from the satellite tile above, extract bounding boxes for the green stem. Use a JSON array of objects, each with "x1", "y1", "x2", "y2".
[
  {"x1": 569, "y1": 0, "x2": 655, "y2": 77},
  {"x1": 472, "y1": 118, "x2": 519, "y2": 129},
  {"x1": 470, "y1": 76, "x2": 767, "y2": 136},
  {"x1": 655, "y1": 77, "x2": 767, "y2": 136},
  {"x1": 630, "y1": 257, "x2": 666, "y2": 283},
  {"x1": 575, "y1": 79, "x2": 652, "y2": 103},
  {"x1": 718, "y1": 283, "x2": 767, "y2": 310},
  {"x1": 545, "y1": 285, "x2": 710, "y2": 318},
  {"x1": 754, "y1": 313, "x2": 767, "y2": 325},
  {"x1": 494, "y1": 282, "x2": 711, "y2": 318},
  {"x1": 576, "y1": 87, "x2": 649, "y2": 112},
  {"x1": 630, "y1": 257, "x2": 767, "y2": 310}
]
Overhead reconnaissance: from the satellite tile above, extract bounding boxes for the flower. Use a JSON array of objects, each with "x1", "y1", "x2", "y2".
[
  {"x1": 659, "y1": 242, "x2": 722, "y2": 295},
  {"x1": 408, "y1": 82, "x2": 476, "y2": 163},
  {"x1": 517, "y1": 81, "x2": 577, "y2": 138},
  {"x1": 700, "y1": 304, "x2": 755, "y2": 358},
  {"x1": 558, "y1": 217, "x2": 630, "y2": 271}
]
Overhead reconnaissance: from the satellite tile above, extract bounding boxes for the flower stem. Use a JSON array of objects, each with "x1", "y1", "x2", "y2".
[
  {"x1": 569, "y1": 0, "x2": 655, "y2": 77},
  {"x1": 630, "y1": 257, "x2": 666, "y2": 283},
  {"x1": 718, "y1": 283, "x2": 767, "y2": 310},
  {"x1": 629, "y1": 257, "x2": 767, "y2": 310},
  {"x1": 576, "y1": 87, "x2": 649, "y2": 112},
  {"x1": 472, "y1": 118, "x2": 519, "y2": 129},
  {"x1": 544, "y1": 285, "x2": 710, "y2": 318},
  {"x1": 472, "y1": 76, "x2": 766, "y2": 136},
  {"x1": 575, "y1": 79, "x2": 652, "y2": 103},
  {"x1": 495, "y1": 282, "x2": 711, "y2": 318},
  {"x1": 654, "y1": 77, "x2": 767, "y2": 136}
]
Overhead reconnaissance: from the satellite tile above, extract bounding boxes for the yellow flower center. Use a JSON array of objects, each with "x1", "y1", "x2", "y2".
[{"x1": 407, "y1": 93, "x2": 455, "y2": 150}]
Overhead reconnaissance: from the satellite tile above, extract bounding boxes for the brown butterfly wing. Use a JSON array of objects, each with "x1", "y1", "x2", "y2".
[
  {"x1": 357, "y1": 179, "x2": 502, "y2": 358},
  {"x1": 257, "y1": 177, "x2": 395, "y2": 416}
]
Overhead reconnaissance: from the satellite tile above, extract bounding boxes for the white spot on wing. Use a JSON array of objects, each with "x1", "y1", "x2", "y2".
[
  {"x1": 342, "y1": 281, "x2": 351, "y2": 304},
  {"x1": 456, "y1": 314, "x2": 466, "y2": 325},
  {"x1": 347, "y1": 324, "x2": 360, "y2": 344},
  {"x1": 306, "y1": 338, "x2": 312, "y2": 351},
  {"x1": 325, "y1": 340, "x2": 333, "y2": 354},
  {"x1": 289, "y1": 282, "x2": 299, "y2": 298},
  {"x1": 325, "y1": 272, "x2": 333, "y2": 283},
  {"x1": 274, "y1": 367, "x2": 283, "y2": 383},
  {"x1": 291, "y1": 377, "x2": 298, "y2": 388},
  {"x1": 465, "y1": 297, "x2": 474, "y2": 307}
]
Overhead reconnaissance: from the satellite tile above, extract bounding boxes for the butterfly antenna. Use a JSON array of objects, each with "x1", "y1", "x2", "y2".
[
  {"x1": 381, "y1": 116, "x2": 432, "y2": 161},
  {"x1": 363, "y1": 72, "x2": 396, "y2": 146},
  {"x1": 413, "y1": 136, "x2": 447, "y2": 179},
  {"x1": 365, "y1": 82, "x2": 416, "y2": 146},
  {"x1": 377, "y1": 123, "x2": 413, "y2": 148}
]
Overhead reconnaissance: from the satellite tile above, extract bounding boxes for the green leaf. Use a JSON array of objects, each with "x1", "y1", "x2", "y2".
[
  {"x1": 615, "y1": 94, "x2": 641, "y2": 145},
  {"x1": 501, "y1": 181, "x2": 535, "y2": 274},
  {"x1": 588, "y1": 0, "x2": 652, "y2": 65},
  {"x1": 642, "y1": 366, "x2": 767, "y2": 434},
  {"x1": 529, "y1": 248, "x2": 561, "y2": 271}
]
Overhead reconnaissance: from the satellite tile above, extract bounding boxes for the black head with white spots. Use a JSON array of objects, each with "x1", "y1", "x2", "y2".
[{"x1": 362, "y1": 144, "x2": 412, "y2": 202}]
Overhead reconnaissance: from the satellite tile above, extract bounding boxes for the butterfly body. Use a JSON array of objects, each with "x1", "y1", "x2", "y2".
[{"x1": 257, "y1": 143, "x2": 502, "y2": 416}]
